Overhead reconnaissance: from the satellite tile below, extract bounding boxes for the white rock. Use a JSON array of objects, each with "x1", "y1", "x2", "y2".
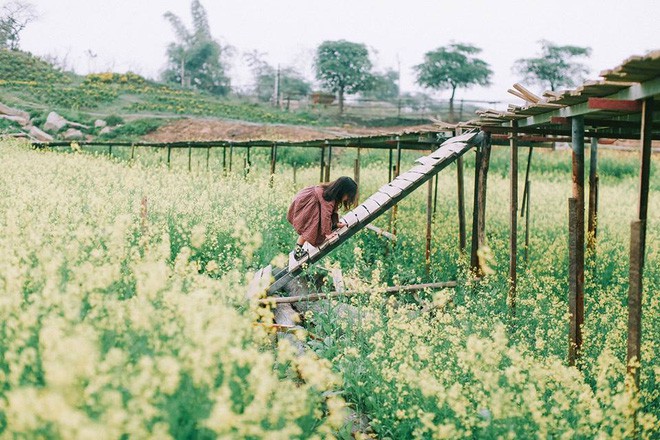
[
  {"x1": 0, "y1": 102, "x2": 30, "y2": 120},
  {"x1": 29, "y1": 126, "x2": 54, "y2": 142},
  {"x1": 94, "y1": 119, "x2": 107, "y2": 128},
  {"x1": 44, "y1": 111, "x2": 68, "y2": 132},
  {"x1": 99, "y1": 126, "x2": 113, "y2": 135},
  {"x1": 63, "y1": 128, "x2": 83, "y2": 140},
  {"x1": 0, "y1": 114, "x2": 30, "y2": 126}
]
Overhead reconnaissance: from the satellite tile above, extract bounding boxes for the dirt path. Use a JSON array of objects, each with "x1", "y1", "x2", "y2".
[{"x1": 142, "y1": 118, "x2": 435, "y2": 143}]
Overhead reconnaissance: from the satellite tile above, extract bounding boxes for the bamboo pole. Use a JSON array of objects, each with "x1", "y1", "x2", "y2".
[
  {"x1": 433, "y1": 173, "x2": 439, "y2": 214},
  {"x1": 571, "y1": 116, "x2": 585, "y2": 362},
  {"x1": 365, "y1": 224, "x2": 396, "y2": 241},
  {"x1": 187, "y1": 145, "x2": 192, "y2": 172},
  {"x1": 392, "y1": 138, "x2": 402, "y2": 235},
  {"x1": 470, "y1": 132, "x2": 492, "y2": 274},
  {"x1": 319, "y1": 146, "x2": 325, "y2": 183},
  {"x1": 354, "y1": 147, "x2": 361, "y2": 190},
  {"x1": 509, "y1": 122, "x2": 518, "y2": 317},
  {"x1": 130, "y1": 143, "x2": 135, "y2": 160},
  {"x1": 457, "y1": 155, "x2": 466, "y2": 252},
  {"x1": 325, "y1": 145, "x2": 332, "y2": 182},
  {"x1": 229, "y1": 143, "x2": 234, "y2": 173},
  {"x1": 568, "y1": 197, "x2": 579, "y2": 366},
  {"x1": 246, "y1": 146, "x2": 251, "y2": 174},
  {"x1": 206, "y1": 147, "x2": 210, "y2": 171},
  {"x1": 588, "y1": 137, "x2": 599, "y2": 251},
  {"x1": 524, "y1": 181, "x2": 531, "y2": 263},
  {"x1": 222, "y1": 146, "x2": 226, "y2": 173},
  {"x1": 425, "y1": 178, "x2": 433, "y2": 276},
  {"x1": 627, "y1": 97, "x2": 654, "y2": 389},
  {"x1": 521, "y1": 146, "x2": 534, "y2": 216},
  {"x1": 167, "y1": 145, "x2": 171, "y2": 168},
  {"x1": 259, "y1": 281, "x2": 459, "y2": 305}
]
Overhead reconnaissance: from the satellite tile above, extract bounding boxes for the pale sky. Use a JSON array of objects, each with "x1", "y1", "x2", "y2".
[{"x1": 17, "y1": 0, "x2": 660, "y2": 106}]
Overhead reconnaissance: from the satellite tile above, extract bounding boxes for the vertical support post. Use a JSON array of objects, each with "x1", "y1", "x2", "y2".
[
  {"x1": 433, "y1": 173, "x2": 439, "y2": 214},
  {"x1": 457, "y1": 155, "x2": 466, "y2": 252},
  {"x1": 588, "y1": 137, "x2": 599, "y2": 252},
  {"x1": 108, "y1": 145, "x2": 112, "y2": 156},
  {"x1": 206, "y1": 147, "x2": 210, "y2": 172},
  {"x1": 627, "y1": 97, "x2": 654, "y2": 389},
  {"x1": 130, "y1": 143, "x2": 135, "y2": 160},
  {"x1": 470, "y1": 132, "x2": 491, "y2": 274},
  {"x1": 325, "y1": 145, "x2": 332, "y2": 182},
  {"x1": 388, "y1": 147, "x2": 393, "y2": 182},
  {"x1": 319, "y1": 146, "x2": 325, "y2": 182},
  {"x1": 568, "y1": 197, "x2": 579, "y2": 366},
  {"x1": 270, "y1": 144, "x2": 277, "y2": 175},
  {"x1": 392, "y1": 138, "x2": 402, "y2": 235},
  {"x1": 188, "y1": 145, "x2": 192, "y2": 172},
  {"x1": 521, "y1": 146, "x2": 534, "y2": 216},
  {"x1": 570, "y1": 115, "x2": 585, "y2": 363},
  {"x1": 167, "y1": 145, "x2": 171, "y2": 169},
  {"x1": 509, "y1": 122, "x2": 518, "y2": 318},
  {"x1": 425, "y1": 177, "x2": 433, "y2": 276},
  {"x1": 229, "y1": 143, "x2": 234, "y2": 173},
  {"x1": 246, "y1": 146, "x2": 251, "y2": 174},
  {"x1": 222, "y1": 145, "x2": 226, "y2": 173},
  {"x1": 354, "y1": 148, "x2": 361, "y2": 188},
  {"x1": 524, "y1": 181, "x2": 531, "y2": 263}
]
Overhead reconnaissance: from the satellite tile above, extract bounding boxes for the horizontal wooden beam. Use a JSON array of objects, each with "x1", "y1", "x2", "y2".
[
  {"x1": 517, "y1": 76, "x2": 660, "y2": 128},
  {"x1": 588, "y1": 98, "x2": 643, "y2": 112}
]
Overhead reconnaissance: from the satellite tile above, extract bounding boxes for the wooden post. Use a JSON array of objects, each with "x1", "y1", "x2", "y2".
[
  {"x1": 457, "y1": 156, "x2": 466, "y2": 252},
  {"x1": 388, "y1": 147, "x2": 393, "y2": 182},
  {"x1": 627, "y1": 97, "x2": 654, "y2": 389},
  {"x1": 470, "y1": 132, "x2": 491, "y2": 274},
  {"x1": 130, "y1": 143, "x2": 135, "y2": 160},
  {"x1": 270, "y1": 144, "x2": 277, "y2": 176},
  {"x1": 509, "y1": 122, "x2": 518, "y2": 317},
  {"x1": 568, "y1": 197, "x2": 579, "y2": 366},
  {"x1": 319, "y1": 146, "x2": 325, "y2": 183},
  {"x1": 293, "y1": 165, "x2": 297, "y2": 184},
  {"x1": 425, "y1": 177, "x2": 433, "y2": 276},
  {"x1": 229, "y1": 143, "x2": 234, "y2": 173},
  {"x1": 524, "y1": 181, "x2": 531, "y2": 263},
  {"x1": 354, "y1": 147, "x2": 361, "y2": 189},
  {"x1": 167, "y1": 145, "x2": 171, "y2": 169},
  {"x1": 188, "y1": 145, "x2": 192, "y2": 172},
  {"x1": 108, "y1": 145, "x2": 112, "y2": 156},
  {"x1": 222, "y1": 145, "x2": 226, "y2": 173},
  {"x1": 588, "y1": 137, "x2": 599, "y2": 251},
  {"x1": 570, "y1": 115, "x2": 585, "y2": 363},
  {"x1": 206, "y1": 147, "x2": 210, "y2": 171},
  {"x1": 246, "y1": 146, "x2": 251, "y2": 174},
  {"x1": 433, "y1": 173, "x2": 439, "y2": 214},
  {"x1": 325, "y1": 145, "x2": 332, "y2": 182},
  {"x1": 392, "y1": 138, "x2": 402, "y2": 235},
  {"x1": 521, "y1": 146, "x2": 534, "y2": 216}
]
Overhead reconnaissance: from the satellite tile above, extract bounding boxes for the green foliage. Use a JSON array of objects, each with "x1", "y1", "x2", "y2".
[
  {"x1": 104, "y1": 114, "x2": 125, "y2": 126},
  {"x1": 0, "y1": 49, "x2": 70, "y2": 83},
  {"x1": 98, "y1": 118, "x2": 164, "y2": 140},
  {"x1": 361, "y1": 69, "x2": 399, "y2": 101},
  {"x1": 513, "y1": 40, "x2": 591, "y2": 91},
  {"x1": 315, "y1": 40, "x2": 373, "y2": 114},
  {"x1": 415, "y1": 42, "x2": 492, "y2": 118},
  {"x1": 162, "y1": 0, "x2": 231, "y2": 96}
]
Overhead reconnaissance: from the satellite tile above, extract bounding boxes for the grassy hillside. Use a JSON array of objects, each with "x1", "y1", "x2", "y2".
[{"x1": 0, "y1": 50, "x2": 433, "y2": 141}]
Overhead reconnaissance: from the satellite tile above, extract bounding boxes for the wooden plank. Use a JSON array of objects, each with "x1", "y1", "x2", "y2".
[
  {"x1": 588, "y1": 97, "x2": 643, "y2": 112},
  {"x1": 415, "y1": 155, "x2": 443, "y2": 166},
  {"x1": 440, "y1": 130, "x2": 478, "y2": 146},
  {"x1": 341, "y1": 211, "x2": 360, "y2": 228},
  {"x1": 368, "y1": 192, "x2": 392, "y2": 206},
  {"x1": 390, "y1": 178, "x2": 415, "y2": 190},
  {"x1": 353, "y1": 205, "x2": 371, "y2": 222},
  {"x1": 513, "y1": 83, "x2": 541, "y2": 103},
  {"x1": 361, "y1": 198, "x2": 381, "y2": 215},
  {"x1": 429, "y1": 148, "x2": 454, "y2": 160},
  {"x1": 409, "y1": 164, "x2": 436, "y2": 175},
  {"x1": 397, "y1": 171, "x2": 425, "y2": 182},
  {"x1": 379, "y1": 185, "x2": 402, "y2": 198}
]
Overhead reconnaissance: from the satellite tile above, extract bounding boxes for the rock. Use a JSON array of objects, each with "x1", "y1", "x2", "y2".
[
  {"x1": 99, "y1": 126, "x2": 113, "y2": 135},
  {"x1": 44, "y1": 111, "x2": 67, "y2": 132},
  {"x1": 0, "y1": 102, "x2": 30, "y2": 121},
  {"x1": 0, "y1": 114, "x2": 30, "y2": 126},
  {"x1": 63, "y1": 128, "x2": 83, "y2": 140},
  {"x1": 94, "y1": 119, "x2": 107, "y2": 128},
  {"x1": 29, "y1": 126, "x2": 53, "y2": 142}
]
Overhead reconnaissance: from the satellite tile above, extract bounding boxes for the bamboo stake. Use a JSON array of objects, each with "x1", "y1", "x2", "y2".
[
  {"x1": 425, "y1": 178, "x2": 433, "y2": 276},
  {"x1": 259, "y1": 281, "x2": 458, "y2": 305},
  {"x1": 509, "y1": 122, "x2": 518, "y2": 318},
  {"x1": 524, "y1": 181, "x2": 531, "y2": 263},
  {"x1": 457, "y1": 155, "x2": 466, "y2": 252},
  {"x1": 568, "y1": 197, "x2": 579, "y2": 366},
  {"x1": 587, "y1": 137, "x2": 598, "y2": 252},
  {"x1": 521, "y1": 146, "x2": 534, "y2": 216},
  {"x1": 571, "y1": 116, "x2": 585, "y2": 363}
]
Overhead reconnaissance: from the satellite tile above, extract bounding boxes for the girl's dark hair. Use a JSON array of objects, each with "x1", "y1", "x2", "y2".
[{"x1": 322, "y1": 176, "x2": 358, "y2": 210}]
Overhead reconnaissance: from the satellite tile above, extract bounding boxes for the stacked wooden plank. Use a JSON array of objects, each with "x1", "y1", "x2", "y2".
[{"x1": 263, "y1": 130, "x2": 483, "y2": 294}]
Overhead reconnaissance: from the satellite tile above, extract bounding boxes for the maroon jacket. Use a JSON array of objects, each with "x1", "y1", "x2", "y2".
[{"x1": 287, "y1": 185, "x2": 339, "y2": 246}]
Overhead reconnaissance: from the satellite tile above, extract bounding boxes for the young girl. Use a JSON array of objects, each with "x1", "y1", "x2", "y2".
[{"x1": 287, "y1": 176, "x2": 358, "y2": 260}]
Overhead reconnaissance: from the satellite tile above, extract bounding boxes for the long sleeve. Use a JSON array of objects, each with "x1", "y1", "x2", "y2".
[{"x1": 319, "y1": 199, "x2": 335, "y2": 237}]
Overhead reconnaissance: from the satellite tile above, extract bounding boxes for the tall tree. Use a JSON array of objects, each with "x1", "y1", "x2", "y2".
[
  {"x1": 244, "y1": 52, "x2": 311, "y2": 105},
  {"x1": 315, "y1": 40, "x2": 373, "y2": 115},
  {"x1": 513, "y1": 40, "x2": 591, "y2": 91},
  {"x1": 162, "y1": 0, "x2": 231, "y2": 96},
  {"x1": 415, "y1": 43, "x2": 492, "y2": 121},
  {"x1": 0, "y1": 1, "x2": 37, "y2": 50},
  {"x1": 362, "y1": 69, "x2": 399, "y2": 101}
]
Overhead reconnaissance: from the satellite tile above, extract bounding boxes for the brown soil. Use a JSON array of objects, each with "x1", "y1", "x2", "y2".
[{"x1": 142, "y1": 118, "x2": 435, "y2": 143}]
